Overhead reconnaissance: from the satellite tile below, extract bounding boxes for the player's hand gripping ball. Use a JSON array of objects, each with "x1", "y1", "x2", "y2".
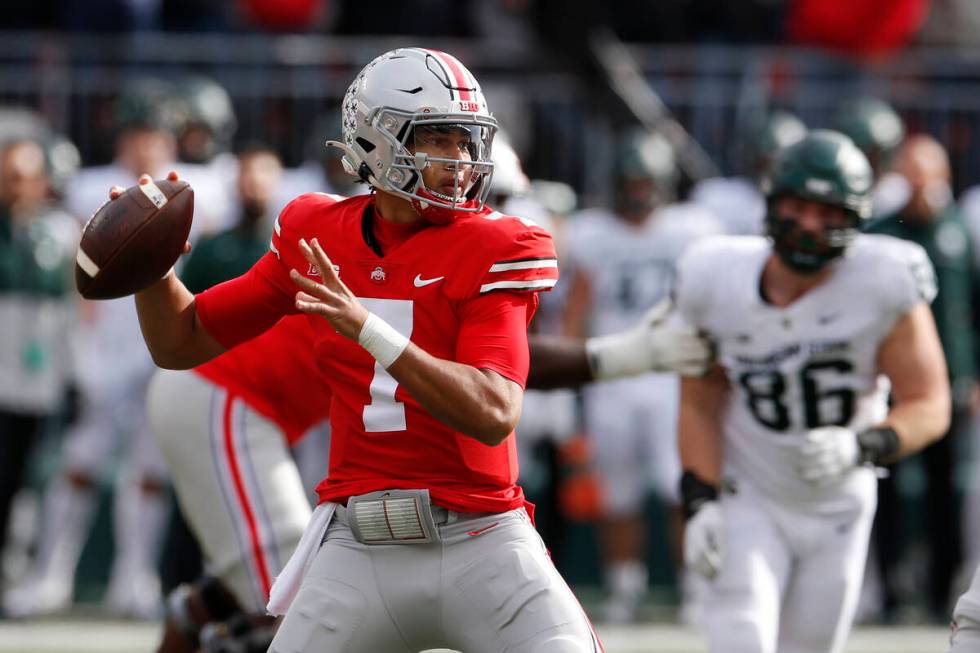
[{"x1": 75, "y1": 175, "x2": 194, "y2": 299}]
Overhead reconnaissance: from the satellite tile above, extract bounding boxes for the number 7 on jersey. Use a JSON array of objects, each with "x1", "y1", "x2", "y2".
[{"x1": 360, "y1": 298, "x2": 413, "y2": 432}]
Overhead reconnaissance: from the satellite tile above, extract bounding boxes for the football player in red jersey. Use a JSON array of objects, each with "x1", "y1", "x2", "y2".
[
  {"x1": 143, "y1": 204, "x2": 706, "y2": 653},
  {"x1": 148, "y1": 289, "x2": 705, "y2": 653},
  {"x1": 124, "y1": 47, "x2": 610, "y2": 652},
  {"x1": 148, "y1": 316, "x2": 328, "y2": 653}
]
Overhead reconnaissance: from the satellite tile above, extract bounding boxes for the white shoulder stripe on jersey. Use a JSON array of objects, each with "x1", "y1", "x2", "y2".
[
  {"x1": 76, "y1": 248, "x2": 100, "y2": 277},
  {"x1": 489, "y1": 258, "x2": 558, "y2": 273},
  {"x1": 482, "y1": 210, "x2": 540, "y2": 228},
  {"x1": 480, "y1": 278, "x2": 558, "y2": 293},
  {"x1": 139, "y1": 180, "x2": 168, "y2": 208},
  {"x1": 274, "y1": 217, "x2": 281, "y2": 236},
  {"x1": 269, "y1": 240, "x2": 280, "y2": 258}
]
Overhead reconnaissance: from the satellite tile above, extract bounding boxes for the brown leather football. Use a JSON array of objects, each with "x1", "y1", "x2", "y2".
[{"x1": 75, "y1": 179, "x2": 194, "y2": 300}]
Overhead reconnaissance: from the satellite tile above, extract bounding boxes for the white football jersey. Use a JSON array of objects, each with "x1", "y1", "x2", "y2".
[
  {"x1": 567, "y1": 202, "x2": 721, "y2": 336},
  {"x1": 675, "y1": 234, "x2": 936, "y2": 506}
]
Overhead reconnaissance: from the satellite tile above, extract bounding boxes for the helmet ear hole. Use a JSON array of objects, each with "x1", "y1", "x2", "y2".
[{"x1": 355, "y1": 137, "x2": 376, "y2": 153}]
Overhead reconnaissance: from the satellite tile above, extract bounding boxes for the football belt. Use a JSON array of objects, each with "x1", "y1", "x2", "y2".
[{"x1": 344, "y1": 489, "x2": 446, "y2": 545}]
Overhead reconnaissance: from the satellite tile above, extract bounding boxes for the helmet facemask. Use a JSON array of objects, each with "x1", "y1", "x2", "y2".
[
  {"x1": 327, "y1": 48, "x2": 499, "y2": 224},
  {"x1": 765, "y1": 196, "x2": 860, "y2": 274},
  {"x1": 331, "y1": 108, "x2": 496, "y2": 224},
  {"x1": 760, "y1": 130, "x2": 874, "y2": 274},
  {"x1": 402, "y1": 120, "x2": 495, "y2": 217}
]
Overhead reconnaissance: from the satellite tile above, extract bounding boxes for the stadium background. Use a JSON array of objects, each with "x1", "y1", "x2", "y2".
[{"x1": 1, "y1": 0, "x2": 978, "y2": 650}]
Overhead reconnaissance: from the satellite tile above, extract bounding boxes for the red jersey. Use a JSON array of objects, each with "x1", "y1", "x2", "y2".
[
  {"x1": 195, "y1": 193, "x2": 559, "y2": 513},
  {"x1": 194, "y1": 315, "x2": 329, "y2": 445}
]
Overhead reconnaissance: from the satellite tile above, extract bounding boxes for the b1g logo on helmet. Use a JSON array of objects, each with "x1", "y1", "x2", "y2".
[{"x1": 455, "y1": 100, "x2": 481, "y2": 113}]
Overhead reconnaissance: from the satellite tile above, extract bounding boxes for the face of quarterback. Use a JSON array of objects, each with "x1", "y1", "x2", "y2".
[{"x1": 411, "y1": 125, "x2": 477, "y2": 203}]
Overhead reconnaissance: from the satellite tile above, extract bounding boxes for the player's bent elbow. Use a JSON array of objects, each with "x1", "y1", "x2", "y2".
[
  {"x1": 146, "y1": 342, "x2": 209, "y2": 371},
  {"x1": 468, "y1": 428, "x2": 513, "y2": 447},
  {"x1": 148, "y1": 348, "x2": 194, "y2": 371},
  {"x1": 461, "y1": 371, "x2": 523, "y2": 445},
  {"x1": 465, "y1": 405, "x2": 521, "y2": 447}
]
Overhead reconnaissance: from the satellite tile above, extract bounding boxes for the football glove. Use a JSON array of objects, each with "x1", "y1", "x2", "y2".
[
  {"x1": 684, "y1": 501, "x2": 724, "y2": 580},
  {"x1": 796, "y1": 426, "x2": 860, "y2": 487},
  {"x1": 586, "y1": 299, "x2": 712, "y2": 379}
]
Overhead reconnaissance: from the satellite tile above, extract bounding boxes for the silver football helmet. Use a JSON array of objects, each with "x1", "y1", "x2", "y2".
[{"x1": 328, "y1": 48, "x2": 497, "y2": 223}]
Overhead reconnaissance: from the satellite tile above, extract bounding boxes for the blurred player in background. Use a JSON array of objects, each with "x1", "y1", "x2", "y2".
[
  {"x1": 0, "y1": 138, "x2": 78, "y2": 608},
  {"x1": 150, "y1": 315, "x2": 330, "y2": 653},
  {"x1": 563, "y1": 128, "x2": 721, "y2": 623},
  {"x1": 691, "y1": 109, "x2": 807, "y2": 236},
  {"x1": 275, "y1": 111, "x2": 369, "y2": 213},
  {"x1": 171, "y1": 75, "x2": 239, "y2": 230},
  {"x1": 149, "y1": 145, "x2": 300, "y2": 653},
  {"x1": 6, "y1": 79, "x2": 230, "y2": 619},
  {"x1": 180, "y1": 145, "x2": 284, "y2": 292},
  {"x1": 833, "y1": 96, "x2": 908, "y2": 218},
  {"x1": 173, "y1": 76, "x2": 238, "y2": 170},
  {"x1": 866, "y1": 133, "x2": 976, "y2": 620},
  {"x1": 678, "y1": 130, "x2": 949, "y2": 653}
]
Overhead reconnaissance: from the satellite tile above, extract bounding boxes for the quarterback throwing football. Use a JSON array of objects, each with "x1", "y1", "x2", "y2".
[{"x1": 124, "y1": 48, "x2": 614, "y2": 652}]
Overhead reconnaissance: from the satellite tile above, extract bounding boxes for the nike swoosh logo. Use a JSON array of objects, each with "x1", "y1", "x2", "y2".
[
  {"x1": 414, "y1": 274, "x2": 444, "y2": 287},
  {"x1": 467, "y1": 522, "x2": 499, "y2": 537}
]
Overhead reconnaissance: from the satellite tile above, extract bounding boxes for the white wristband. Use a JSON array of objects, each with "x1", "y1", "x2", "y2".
[{"x1": 357, "y1": 312, "x2": 410, "y2": 368}]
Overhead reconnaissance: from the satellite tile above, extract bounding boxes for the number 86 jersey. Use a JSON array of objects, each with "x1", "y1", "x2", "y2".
[{"x1": 674, "y1": 234, "x2": 936, "y2": 505}]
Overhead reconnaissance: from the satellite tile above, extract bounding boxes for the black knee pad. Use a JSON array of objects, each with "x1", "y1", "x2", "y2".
[
  {"x1": 196, "y1": 576, "x2": 242, "y2": 621},
  {"x1": 166, "y1": 576, "x2": 244, "y2": 643}
]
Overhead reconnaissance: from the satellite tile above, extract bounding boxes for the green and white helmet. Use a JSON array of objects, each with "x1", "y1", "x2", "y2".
[
  {"x1": 832, "y1": 96, "x2": 904, "y2": 175},
  {"x1": 328, "y1": 48, "x2": 497, "y2": 224},
  {"x1": 735, "y1": 109, "x2": 807, "y2": 180},
  {"x1": 761, "y1": 129, "x2": 873, "y2": 272}
]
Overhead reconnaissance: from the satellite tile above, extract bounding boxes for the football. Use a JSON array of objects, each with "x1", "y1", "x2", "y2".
[{"x1": 75, "y1": 178, "x2": 194, "y2": 300}]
